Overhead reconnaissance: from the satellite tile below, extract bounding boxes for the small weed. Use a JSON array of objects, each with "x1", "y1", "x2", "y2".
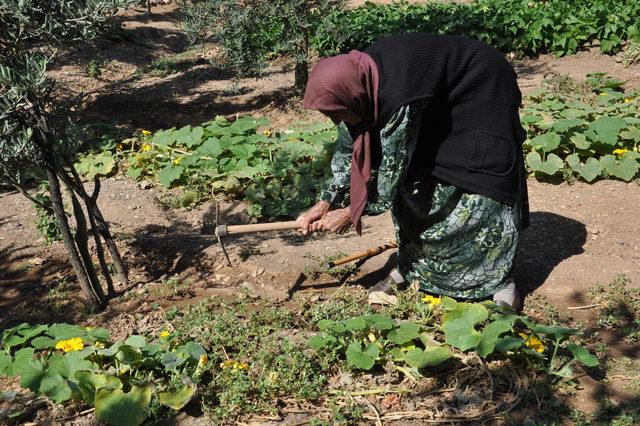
[
  {"x1": 588, "y1": 275, "x2": 640, "y2": 343},
  {"x1": 165, "y1": 306, "x2": 181, "y2": 320},
  {"x1": 140, "y1": 51, "x2": 204, "y2": 77},
  {"x1": 607, "y1": 357, "x2": 640, "y2": 394},
  {"x1": 304, "y1": 291, "x2": 369, "y2": 324},
  {"x1": 15, "y1": 263, "x2": 32, "y2": 274},
  {"x1": 238, "y1": 246, "x2": 261, "y2": 262},
  {"x1": 86, "y1": 59, "x2": 103, "y2": 78},
  {"x1": 32, "y1": 190, "x2": 62, "y2": 244},
  {"x1": 222, "y1": 81, "x2": 242, "y2": 95},
  {"x1": 173, "y1": 298, "x2": 327, "y2": 422},
  {"x1": 524, "y1": 293, "x2": 564, "y2": 324},
  {"x1": 303, "y1": 253, "x2": 359, "y2": 280},
  {"x1": 156, "y1": 190, "x2": 203, "y2": 210}
]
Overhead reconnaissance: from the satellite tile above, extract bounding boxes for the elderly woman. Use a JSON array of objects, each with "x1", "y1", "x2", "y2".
[{"x1": 295, "y1": 33, "x2": 529, "y2": 309}]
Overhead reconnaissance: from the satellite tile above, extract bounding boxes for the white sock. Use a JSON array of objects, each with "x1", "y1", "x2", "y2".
[{"x1": 493, "y1": 280, "x2": 519, "y2": 307}]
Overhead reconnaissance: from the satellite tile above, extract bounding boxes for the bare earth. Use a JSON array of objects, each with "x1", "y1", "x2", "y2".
[{"x1": 1, "y1": 2, "x2": 640, "y2": 421}]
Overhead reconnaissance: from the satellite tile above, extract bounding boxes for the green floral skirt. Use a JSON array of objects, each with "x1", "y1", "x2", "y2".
[{"x1": 392, "y1": 180, "x2": 521, "y2": 300}]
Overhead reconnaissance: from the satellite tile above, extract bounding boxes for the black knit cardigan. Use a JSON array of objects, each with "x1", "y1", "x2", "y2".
[{"x1": 364, "y1": 33, "x2": 529, "y2": 227}]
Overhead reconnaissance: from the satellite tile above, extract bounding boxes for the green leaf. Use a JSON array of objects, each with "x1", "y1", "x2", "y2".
[
  {"x1": 0, "y1": 352, "x2": 12, "y2": 376},
  {"x1": 387, "y1": 322, "x2": 421, "y2": 345},
  {"x1": 526, "y1": 152, "x2": 564, "y2": 175},
  {"x1": 552, "y1": 119, "x2": 582, "y2": 133},
  {"x1": 75, "y1": 152, "x2": 116, "y2": 179},
  {"x1": 174, "y1": 126, "x2": 205, "y2": 148},
  {"x1": 589, "y1": 116, "x2": 627, "y2": 145},
  {"x1": 124, "y1": 335, "x2": 146, "y2": 348},
  {"x1": 177, "y1": 342, "x2": 206, "y2": 360},
  {"x1": 48, "y1": 324, "x2": 85, "y2": 340},
  {"x1": 308, "y1": 335, "x2": 326, "y2": 350},
  {"x1": 152, "y1": 129, "x2": 177, "y2": 147},
  {"x1": 197, "y1": 138, "x2": 224, "y2": 157},
  {"x1": 570, "y1": 133, "x2": 591, "y2": 150},
  {"x1": 554, "y1": 364, "x2": 574, "y2": 378},
  {"x1": 46, "y1": 354, "x2": 70, "y2": 377},
  {"x1": 442, "y1": 303, "x2": 489, "y2": 351},
  {"x1": 161, "y1": 352, "x2": 187, "y2": 370},
  {"x1": 363, "y1": 314, "x2": 395, "y2": 331},
  {"x1": 158, "y1": 384, "x2": 196, "y2": 410},
  {"x1": 565, "y1": 154, "x2": 602, "y2": 182},
  {"x1": 566, "y1": 343, "x2": 599, "y2": 367},
  {"x1": 157, "y1": 165, "x2": 184, "y2": 187},
  {"x1": 31, "y1": 336, "x2": 56, "y2": 349},
  {"x1": 404, "y1": 346, "x2": 451, "y2": 368},
  {"x1": 18, "y1": 359, "x2": 45, "y2": 392},
  {"x1": 126, "y1": 166, "x2": 143, "y2": 180},
  {"x1": 441, "y1": 296, "x2": 458, "y2": 311},
  {"x1": 345, "y1": 317, "x2": 367, "y2": 332},
  {"x1": 477, "y1": 318, "x2": 515, "y2": 357},
  {"x1": 530, "y1": 324, "x2": 579, "y2": 338},
  {"x1": 115, "y1": 345, "x2": 141, "y2": 364},
  {"x1": 346, "y1": 341, "x2": 378, "y2": 370},
  {"x1": 94, "y1": 385, "x2": 153, "y2": 426},
  {"x1": 529, "y1": 133, "x2": 561, "y2": 152},
  {"x1": 39, "y1": 373, "x2": 73, "y2": 403},
  {"x1": 75, "y1": 371, "x2": 123, "y2": 405},
  {"x1": 620, "y1": 127, "x2": 640, "y2": 141},
  {"x1": 494, "y1": 336, "x2": 524, "y2": 353},
  {"x1": 600, "y1": 155, "x2": 639, "y2": 181}
]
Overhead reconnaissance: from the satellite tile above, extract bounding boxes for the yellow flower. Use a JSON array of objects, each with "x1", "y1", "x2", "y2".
[
  {"x1": 519, "y1": 333, "x2": 545, "y2": 353},
  {"x1": 367, "y1": 332, "x2": 377, "y2": 342},
  {"x1": 198, "y1": 354, "x2": 208, "y2": 368},
  {"x1": 94, "y1": 341, "x2": 106, "y2": 349},
  {"x1": 624, "y1": 97, "x2": 633, "y2": 103},
  {"x1": 173, "y1": 156, "x2": 182, "y2": 166},
  {"x1": 613, "y1": 148, "x2": 628, "y2": 156},
  {"x1": 220, "y1": 360, "x2": 249, "y2": 370},
  {"x1": 55, "y1": 337, "x2": 84, "y2": 353},
  {"x1": 141, "y1": 142, "x2": 152, "y2": 152},
  {"x1": 159, "y1": 330, "x2": 170, "y2": 339},
  {"x1": 141, "y1": 129, "x2": 152, "y2": 136},
  {"x1": 85, "y1": 326, "x2": 94, "y2": 331},
  {"x1": 422, "y1": 294, "x2": 442, "y2": 306},
  {"x1": 262, "y1": 129, "x2": 272, "y2": 137},
  {"x1": 599, "y1": 92, "x2": 608, "y2": 96}
]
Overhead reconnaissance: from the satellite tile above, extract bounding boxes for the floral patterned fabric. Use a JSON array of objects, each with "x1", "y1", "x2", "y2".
[{"x1": 320, "y1": 101, "x2": 522, "y2": 299}]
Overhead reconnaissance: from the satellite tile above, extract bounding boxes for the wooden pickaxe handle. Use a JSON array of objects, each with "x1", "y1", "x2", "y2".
[
  {"x1": 215, "y1": 220, "x2": 299, "y2": 237},
  {"x1": 326, "y1": 242, "x2": 397, "y2": 269}
]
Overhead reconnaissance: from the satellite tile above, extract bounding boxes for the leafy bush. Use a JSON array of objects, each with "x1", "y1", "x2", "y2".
[
  {"x1": 315, "y1": 0, "x2": 640, "y2": 57},
  {"x1": 308, "y1": 294, "x2": 599, "y2": 379},
  {"x1": 179, "y1": 0, "x2": 346, "y2": 89},
  {"x1": 522, "y1": 74, "x2": 640, "y2": 181},
  {"x1": 0, "y1": 323, "x2": 207, "y2": 425}
]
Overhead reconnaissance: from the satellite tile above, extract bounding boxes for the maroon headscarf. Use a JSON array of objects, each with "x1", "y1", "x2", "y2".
[{"x1": 303, "y1": 50, "x2": 379, "y2": 234}]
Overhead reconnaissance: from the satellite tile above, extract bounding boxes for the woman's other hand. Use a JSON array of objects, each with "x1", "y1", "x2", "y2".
[
  {"x1": 314, "y1": 207, "x2": 352, "y2": 234},
  {"x1": 296, "y1": 200, "x2": 331, "y2": 235}
]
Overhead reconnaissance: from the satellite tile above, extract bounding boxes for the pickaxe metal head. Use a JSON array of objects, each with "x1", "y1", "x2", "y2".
[{"x1": 215, "y1": 204, "x2": 232, "y2": 266}]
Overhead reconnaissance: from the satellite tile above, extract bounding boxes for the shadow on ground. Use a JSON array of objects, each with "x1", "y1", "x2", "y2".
[{"x1": 515, "y1": 211, "x2": 587, "y2": 295}]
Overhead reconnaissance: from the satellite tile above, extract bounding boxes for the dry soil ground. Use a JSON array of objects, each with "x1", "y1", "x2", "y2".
[{"x1": 1, "y1": 2, "x2": 640, "y2": 423}]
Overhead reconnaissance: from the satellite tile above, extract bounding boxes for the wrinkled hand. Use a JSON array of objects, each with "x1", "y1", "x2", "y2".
[
  {"x1": 314, "y1": 207, "x2": 352, "y2": 234},
  {"x1": 296, "y1": 200, "x2": 331, "y2": 235}
]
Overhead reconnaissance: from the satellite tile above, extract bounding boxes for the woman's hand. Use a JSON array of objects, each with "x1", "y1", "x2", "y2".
[
  {"x1": 314, "y1": 207, "x2": 352, "y2": 234},
  {"x1": 296, "y1": 200, "x2": 331, "y2": 235}
]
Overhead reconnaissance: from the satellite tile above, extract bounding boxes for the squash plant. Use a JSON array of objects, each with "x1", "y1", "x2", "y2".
[
  {"x1": 308, "y1": 297, "x2": 599, "y2": 379},
  {"x1": 0, "y1": 323, "x2": 208, "y2": 426}
]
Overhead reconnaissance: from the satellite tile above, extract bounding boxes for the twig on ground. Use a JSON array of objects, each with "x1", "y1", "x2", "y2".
[
  {"x1": 364, "y1": 398, "x2": 383, "y2": 426},
  {"x1": 58, "y1": 408, "x2": 95, "y2": 422},
  {"x1": 329, "y1": 387, "x2": 412, "y2": 396},
  {"x1": 567, "y1": 303, "x2": 602, "y2": 310},
  {"x1": 609, "y1": 374, "x2": 640, "y2": 380},
  {"x1": 476, "y1": 354, "x2": 495, "y2": 400}
]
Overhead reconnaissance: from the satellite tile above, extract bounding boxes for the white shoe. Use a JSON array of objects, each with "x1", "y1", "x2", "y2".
[{"x1": 492, "y1": 280, "x2": 521, "y2": 310}]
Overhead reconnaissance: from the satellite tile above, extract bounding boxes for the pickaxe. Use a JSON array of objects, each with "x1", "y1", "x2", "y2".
[{"x1": 214, "y1": 204, "x2": 300, "y2": 266}]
